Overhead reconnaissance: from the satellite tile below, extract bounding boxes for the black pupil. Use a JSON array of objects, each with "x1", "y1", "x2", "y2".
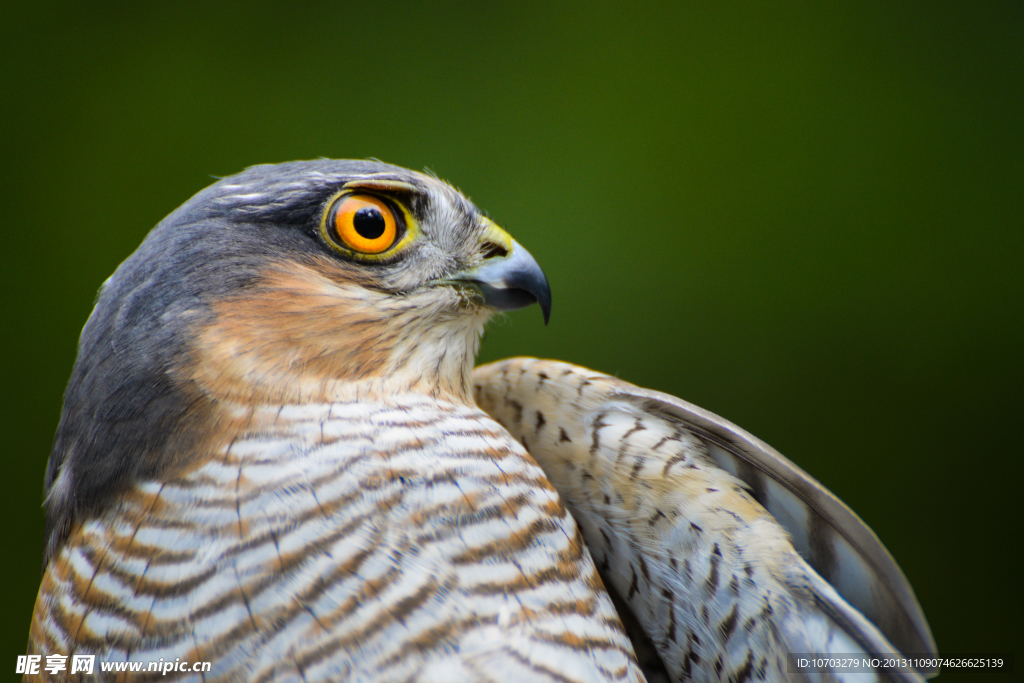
[{"x1": 353, "y1": 207, "x2": 386, "y2": 240}]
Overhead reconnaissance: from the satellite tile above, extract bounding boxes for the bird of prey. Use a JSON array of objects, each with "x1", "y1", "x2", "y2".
[{"x1": 28, "y1": 159, "x2": 936, "y2": 682}]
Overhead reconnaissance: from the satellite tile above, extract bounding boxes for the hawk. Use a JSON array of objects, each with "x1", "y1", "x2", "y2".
[{"x1": 29, "y1": 160, "x2": 936, "y2": 682}]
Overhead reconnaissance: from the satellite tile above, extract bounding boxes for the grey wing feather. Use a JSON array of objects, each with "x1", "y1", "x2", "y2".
[
  {"x1": 474, "y1": 358, "x2": 937, "y2": 681},
  {"x1": 619, "y1": 386, "x2": 937, "y2": 672}
]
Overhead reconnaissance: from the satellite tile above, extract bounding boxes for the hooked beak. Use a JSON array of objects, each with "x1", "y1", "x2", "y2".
[{"x1": 446, "y1": 229, "x2": 552, "y2": 325}]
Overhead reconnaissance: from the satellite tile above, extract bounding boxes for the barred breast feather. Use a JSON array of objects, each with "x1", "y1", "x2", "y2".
[
  {"x1": 473, "y1": 358, "x2": 937, "y2": 683},
  {"x1": 30, "y1": 394, "x2": 642, "y2": 682}
]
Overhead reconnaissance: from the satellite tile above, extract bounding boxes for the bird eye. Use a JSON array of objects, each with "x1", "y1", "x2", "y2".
[{"x1": 326, "y1": 194, "x2": 399, "y2": 254}]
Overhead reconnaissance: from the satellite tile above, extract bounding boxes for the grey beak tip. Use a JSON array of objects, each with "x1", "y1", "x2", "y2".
[{"x1": 454, "y1": 239, "x2": 552, "y2": 324}]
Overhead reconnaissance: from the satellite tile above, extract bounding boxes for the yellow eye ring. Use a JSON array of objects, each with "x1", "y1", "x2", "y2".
[{"x1": 326, "y1": 194, "x2": 399, "y2": 254}]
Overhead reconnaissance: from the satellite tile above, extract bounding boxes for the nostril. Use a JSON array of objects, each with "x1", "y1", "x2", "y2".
[{"x1": 481, "y1": 242, "x2": 509, "y2": 260}]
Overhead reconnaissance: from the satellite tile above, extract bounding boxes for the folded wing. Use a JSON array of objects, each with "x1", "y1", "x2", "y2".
[{"x1": 474, "y1": 358, "x2": 937, "y2": 682}]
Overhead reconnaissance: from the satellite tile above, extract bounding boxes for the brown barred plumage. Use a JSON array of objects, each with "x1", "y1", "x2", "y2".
[{"x1": 32, "y1": 395, "x2": 640, "y2": 681}]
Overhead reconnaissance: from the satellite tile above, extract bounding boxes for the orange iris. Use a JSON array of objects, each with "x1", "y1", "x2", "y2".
[{"x1": 329, "y1": 194, "x2": 398, "y2": 254}]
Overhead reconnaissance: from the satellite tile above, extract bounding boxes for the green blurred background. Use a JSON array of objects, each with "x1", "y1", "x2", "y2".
[{"x1": 2, "y1": 1, "x2": 1019, "y2": 680}]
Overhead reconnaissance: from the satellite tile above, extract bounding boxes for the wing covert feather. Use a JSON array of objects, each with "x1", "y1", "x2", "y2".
[{"x1": 473, "y1": 358, "x2": 936, "y2": 680}]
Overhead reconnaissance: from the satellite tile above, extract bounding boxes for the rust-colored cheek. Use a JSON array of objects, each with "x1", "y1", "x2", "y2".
[{"x1": 179, "y1": 259, "x2": 406, "y2": 405}]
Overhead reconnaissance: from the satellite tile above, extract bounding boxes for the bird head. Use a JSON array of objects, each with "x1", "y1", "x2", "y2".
[
  {"x1": 95, "y1": 159, "x2": 549, "y2": 402},
  {"x1": 43, "y1": 159, "x2": 550, "y2": 559}
]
